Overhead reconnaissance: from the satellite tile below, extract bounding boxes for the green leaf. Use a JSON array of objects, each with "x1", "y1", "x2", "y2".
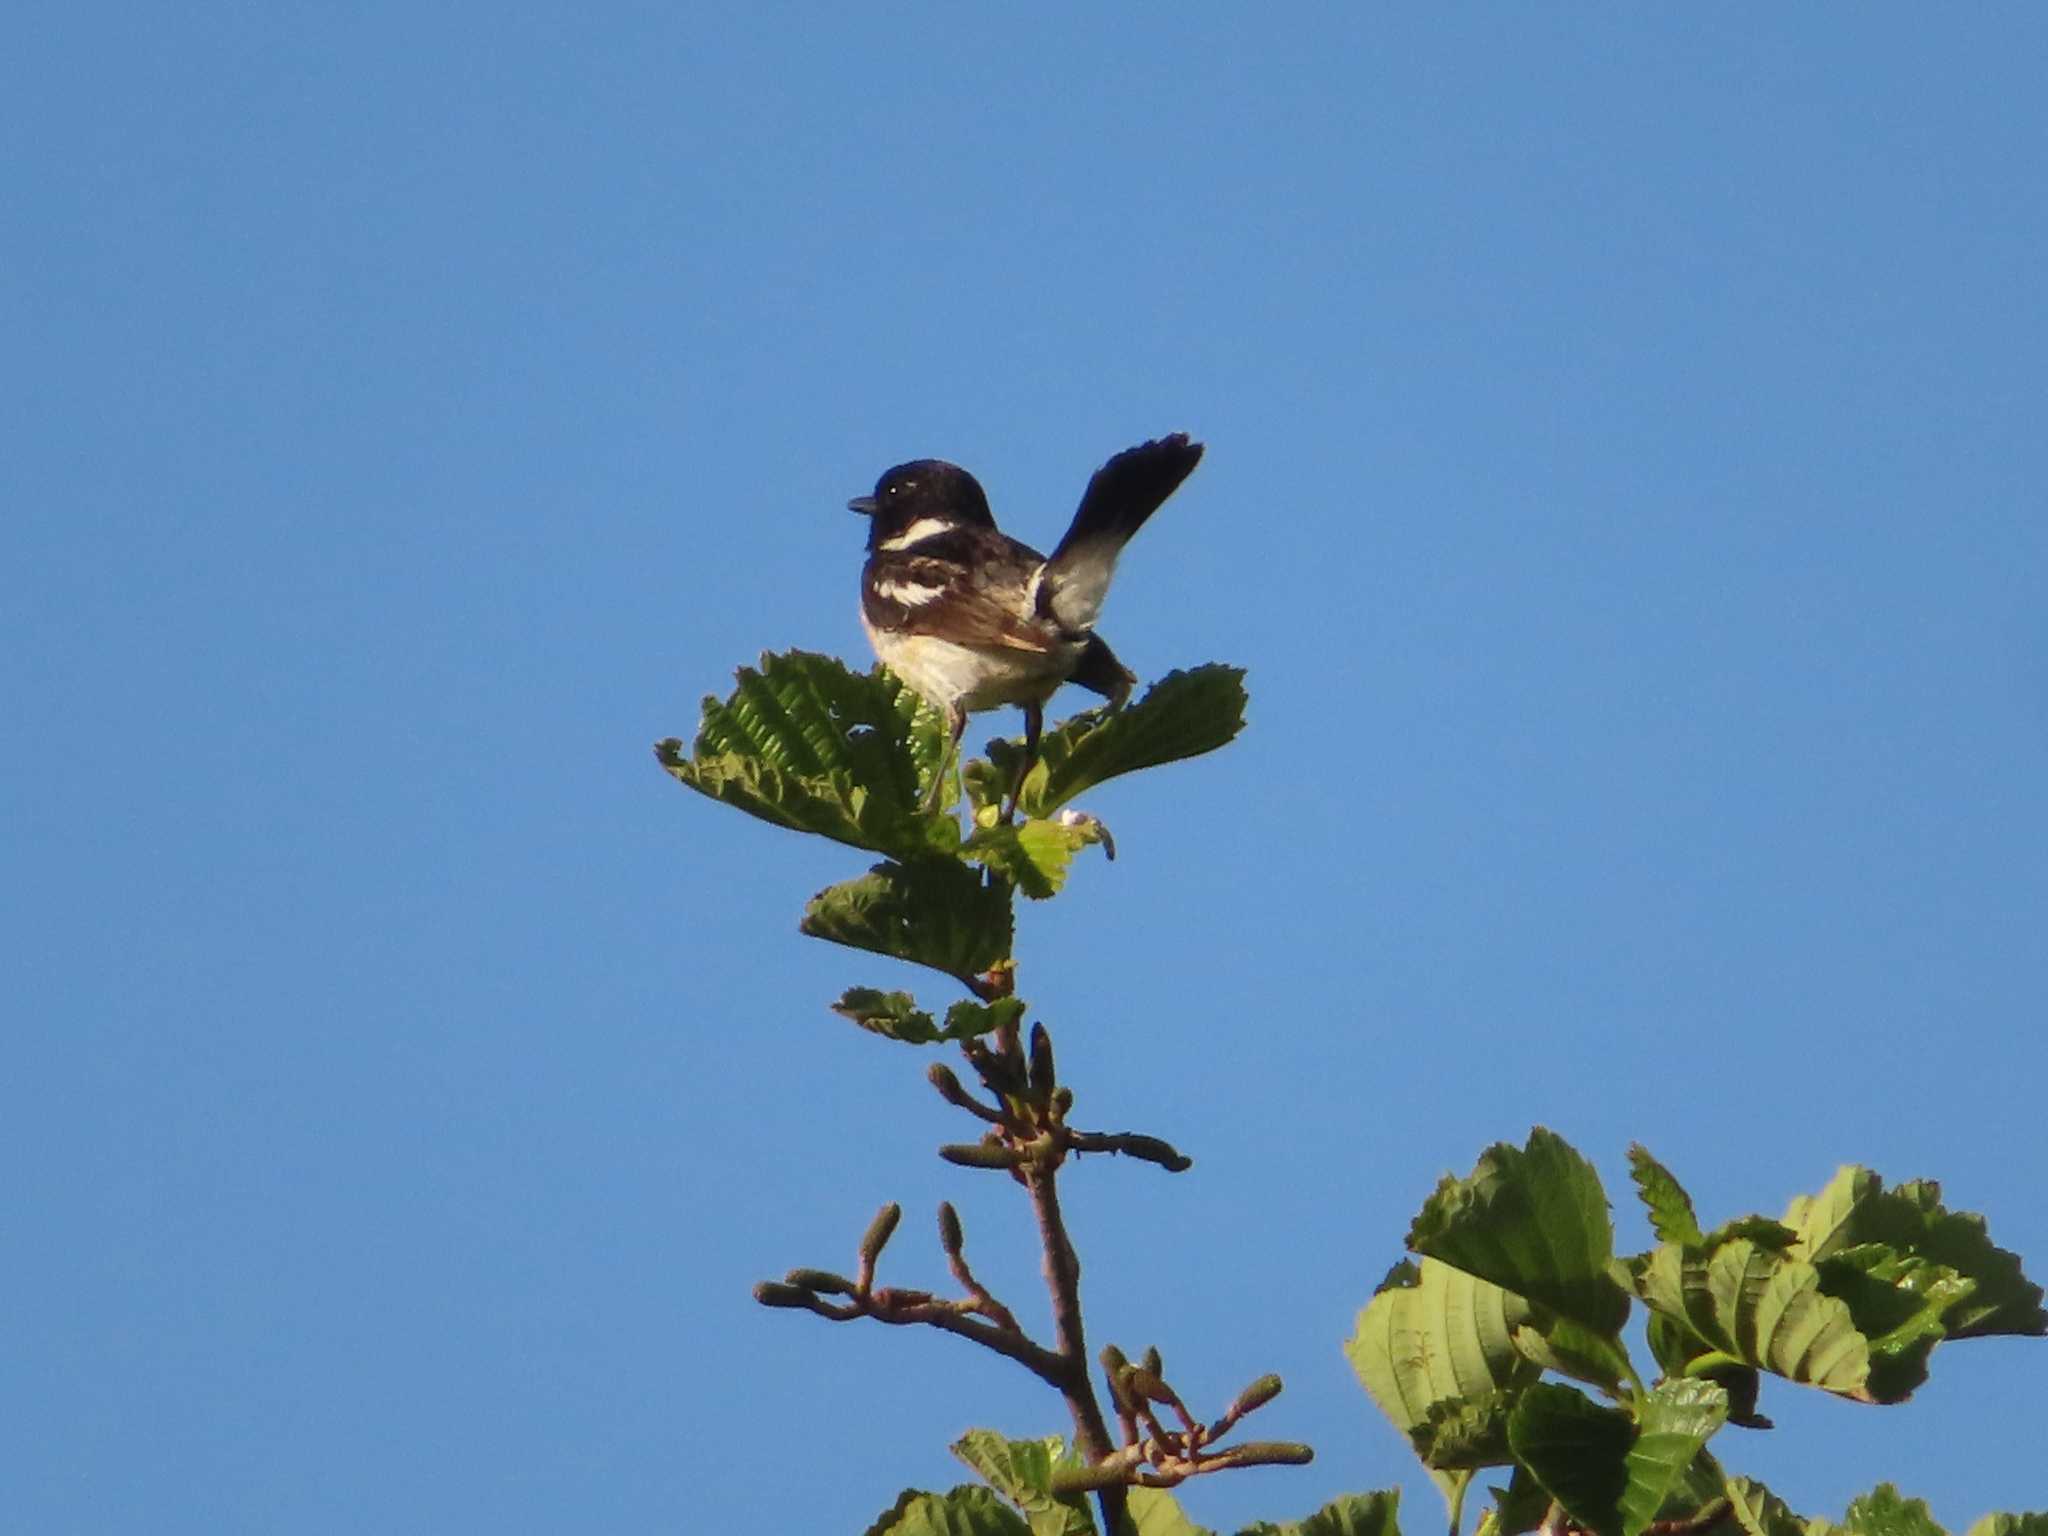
[
  {"x1": 1809, "y1": 1244, "x2": 1972, "y2": 1401},
  {"x1": 1408, "y1": 1128, "x2": 1632, "y2": 1338},
  {"x1": 1628, "y1": 1145, "x2": 1704, "y2": 1246},
  {"x1": 951, "y1": 1432, "x2": 1094, "y2": 1536},
  {"x1": 1504, "y1": 1380, "x2": 1727, "y2": 1536},
  {"x1": 1722, "y1": 1476, "x2": 1810, "y2": 1536},
  {"x1": 963, "y1": 665, "x2": 1249, "y2": 819},
  {"x1": 1484, "y1": 1466, "x2": 1554, "y2": 1535},
  {"x1": 802, "y1": 861, "x2": 1013, "y2": 983},
  {"x1": 1124, "y1": 1486, "x2": 1211, "y2": 1536},
  {"x1": 659, "y1": 651, "x2": 961, "y2": 859},
  {"x1": 1784, "y1": 1168, "x2": 2045, "y2": 1339},
  {"x1": 1235, "y1": 1490, "x2": 1403, "y2": 1536},
  {"x1": 1505, "y1": 1383, "x2": 1633, "y2": 1536},
  {"x1": 1838, "y1": 1486, "x2": 1945, "y2": 1536},
  {"x1": 1620, "y1": 1379, "x2": 1728, "y2": 1535},
  {"x1": 827, "y1": 989, "x2": 1026, "y2": 1045},
  {"x1": 863, "y1": 1486, "x2": 1035, "y2": 1536},
  {"x1": 1346, "y1": 1257, "x2": 1538, "y2": 1474},
  {"x1": 832, "y1": 987, "x2": 940, "y2": 1042},
  {"x1": 962, "y1": 816, "x2": 1107, "y2": 899},
  {"x1": 943, "y1": 996, "x2": 1028, "y2": 1040},
  {"x1": 1633, "y1": 1239, "x2": 1876, "y2": 1398},
  {"x1": 1966, "y1": 1517, "x2": 2048, "y2": 1536},
  {"x1": 1510, "y1": 1315, "x2": 1637, "y2": 1397}
]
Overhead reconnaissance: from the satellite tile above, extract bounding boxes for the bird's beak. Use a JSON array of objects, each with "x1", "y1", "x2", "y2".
[{"x1": 847, "y1": 495, "x2": 877, "y2": 516}]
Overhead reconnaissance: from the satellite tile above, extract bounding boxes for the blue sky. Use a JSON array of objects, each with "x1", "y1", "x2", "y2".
[{"x1": 7, "y1": 6, "x2": 2045, "y2": 1532}]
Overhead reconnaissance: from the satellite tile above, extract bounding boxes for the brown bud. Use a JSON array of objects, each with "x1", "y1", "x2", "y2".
[
  {"x1": 858, "y1": 1203, "x2": 902, "y2": 1267},
  {"x1": 1229, "y1": 1373, "x2": 1284, "y2": 1417}
]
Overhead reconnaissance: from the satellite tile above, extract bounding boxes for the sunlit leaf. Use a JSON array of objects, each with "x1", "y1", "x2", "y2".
[
  {"x1": 802, "y1": 861, "x2": 1013, "y2": 983},
  {"x1": 863, "y1": 1485, "x2": 1033, "y2": 1536},
  {"x1": 1965, "y1": 1516, "x2": 2048, "y2": 1536},
  {"x1": 1628, "y1": 1145, "x2": 1704, "y2": 1247},
  {"x1": 1346, "y1": 1258, "x2": 1536, "y2": 1473},
  {"x1": 1784, "y1": 1168, "x2": 2045, "y2": 1339},
  {"x1": 1838, "y1": 1485, "x2": 1945, "y2": 1536},
  {"x1": 950, "y1": 1432, "x2": 1093, "y2": 1536},
  {"x1": 660, "y1": 652, "x2": 959, "y2": 858},
  {"x1": 963, "y1": 666, "x2": 1249, "y2": 819},
  {"x1": 1237, "y1": 1489, "x2": 1403, "y2": 1536},
  {"x1": 1619, "y1": 1379, "x2": 1727, "y2": 1535},
  {"x1": 1124, "y1": 1486, "x2": 1211, "y2": 1536},
  {"x1": 1722, "y1": 1476, "x2": 1810, "y2": 1536},
  {"x1": 962, "y1": 816, "x2": 1106, "y2": 899},
  {"x1": 1408, "y1": 1127, "x2": 1632, "y2": 1339},
  {"x1": 1634, "y1": 1239, "x2": 1875, "y2": 1398}
]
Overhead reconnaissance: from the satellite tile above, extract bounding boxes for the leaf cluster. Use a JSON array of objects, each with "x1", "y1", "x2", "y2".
[
  {"x1": 659, "y1": 650, "x2": 1247, "y2": 1016},
  {"x1": 1345, "y1": 1130, "x2": 2046, "y2": 1536}
]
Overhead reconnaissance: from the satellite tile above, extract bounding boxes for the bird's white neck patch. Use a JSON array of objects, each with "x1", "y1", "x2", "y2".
[{"x1": 876, "y1": 517, "x2": 956, "y2": 552}]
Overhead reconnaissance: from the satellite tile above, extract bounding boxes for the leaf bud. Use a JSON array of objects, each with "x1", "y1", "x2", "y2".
[
  {"x1": 1028, "y1": 1023, "x2": 1056, "y2": 1097},
  {"x1": 858, "y1": 1202, "x2": 902, "y2": 1266},
  {"x1": 1229, "y1": 1373, "x2": 1283, "y2": 1417},
  {"x1": 784, "y1": 1267, "x2": 854, "y2": 1295}
]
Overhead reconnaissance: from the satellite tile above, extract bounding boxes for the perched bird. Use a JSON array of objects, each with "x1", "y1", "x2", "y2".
[{"x1": 848, "y1": 434, "x2": 1204, "y2": 815}]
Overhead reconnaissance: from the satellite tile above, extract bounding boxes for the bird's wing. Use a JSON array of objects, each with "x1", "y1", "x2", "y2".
[{"x1": 864, "y1": 550, "x2": 1061, "y2": 654}]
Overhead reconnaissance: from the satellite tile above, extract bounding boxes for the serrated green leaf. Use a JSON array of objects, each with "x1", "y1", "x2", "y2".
[
  {"x1": 827, "y1": 989, "x2": 1024, "y2": 1045},
  {"x1": 951, "y1": 1432, "x2": 1094, "y2": 1536},
  {"x1": 660, "y1": 651, "x2": 962, "y2": 859},
  {"x1": 1703, "y1": 1217, "x2": 1800, "y2": 1251},
  {"x1": 1839, "y1": 1485, "x2": 1945, "y2": 1536},
  {"x1": 1620, "y1": 1379, "x2": 1727, "y2": 1535},
  {"x1": 1642, "y1": 1308, "x2": 1770, "y2": 1428},
  {"x1": 1485, "y1": 1465, "x2": 1554, "y2": 1535},
  {"x1": 1414, "y1": 1392, "x2": 1521, "y2": 1469},
  {"x1": 1235, "y1": 1489, "x2": 1402, "y2": 1536},
  {"x1": 962, "y1": 816, "x2": 1104, "y2": 899},
  {"x1": 1722, "y1": 1476, "x2": 1810, "y2": 1536},
  {"x1": 1511, "y1": 1314, "x2": 1636, "y2": 1397},
  {"x1": 1347, "y1": 1257, "x2": 1538, "y2": 1473},
  {"x1": 1810, "y1": 1245, "x2": 1972, "y2": 1401},
  {"x1": 1124, "y1": 1486, "x2": 1211, "y2": 1536},
  {"x1": 1965, "y1": 1516, "x2": 2048, "y2": 1536},
  {"x1": 832, "y1": 987, "x2": 940, "y2": 1042},
  {"x1": 1408, "y1": 1128, "x2": 1632, "y2": 1339},
  {"x1": 1634, "y1": 1240, "x2": 1876, "y2": 1399},
  {"x1": 962, "y1": 666, "x2": 1248, "y2": 820},
  {"x1": 1504, "y1": 1379, "x2": 1727, "y2": 1536},
  {"x1": 802, "y1": 861, "x2": 1013, "y2": 983},
  {"x1": 863, "y1": 1485, "x2": 1035, "y2": 1536},
  {"x1": 1785, "y1": 1169, "x2": 2045, "y2": 1339},
  {"x1": 1628, "y1": 1145, "x2": 1704, "y2": 1247},
  {"x1": 1506, "y1": 1383, "x2": 1633, "y2": 1536},
  {"x1": 943, "y1": 996, "x2": 1028, "y2": 1040}
]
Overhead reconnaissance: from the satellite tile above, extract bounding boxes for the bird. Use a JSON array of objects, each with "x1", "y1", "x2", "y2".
[{"x1": 848, "y1": 433, "x2": 1204, "y2": 818}]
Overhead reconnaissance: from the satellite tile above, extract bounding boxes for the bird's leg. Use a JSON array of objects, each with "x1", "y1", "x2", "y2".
[
  {"x1": 1002, "y1": 701, "x2": 1043, "y2": 824},
  {"x1": 924, "y1": 703, "x2": 967, "y2": 814}
]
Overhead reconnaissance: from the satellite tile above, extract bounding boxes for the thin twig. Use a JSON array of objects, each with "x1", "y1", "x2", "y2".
[{"x1": 755, "y1": 1279, "x2": 1068, "y2": 1390}]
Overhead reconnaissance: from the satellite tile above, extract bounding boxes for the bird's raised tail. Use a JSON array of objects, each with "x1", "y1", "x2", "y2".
[{"x1": 1041, "y1": 434, "x2": 1204, "y2": 631}]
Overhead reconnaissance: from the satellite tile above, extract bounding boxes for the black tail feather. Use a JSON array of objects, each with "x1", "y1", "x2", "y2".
[{"x1": 1051, "y1": 434, "x2": 1205, "y2": 564}]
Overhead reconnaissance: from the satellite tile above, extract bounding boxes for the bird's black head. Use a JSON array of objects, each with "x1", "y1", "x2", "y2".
[{"x1": 848, "y1": 459, "x2": 995, "y2": 552}]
